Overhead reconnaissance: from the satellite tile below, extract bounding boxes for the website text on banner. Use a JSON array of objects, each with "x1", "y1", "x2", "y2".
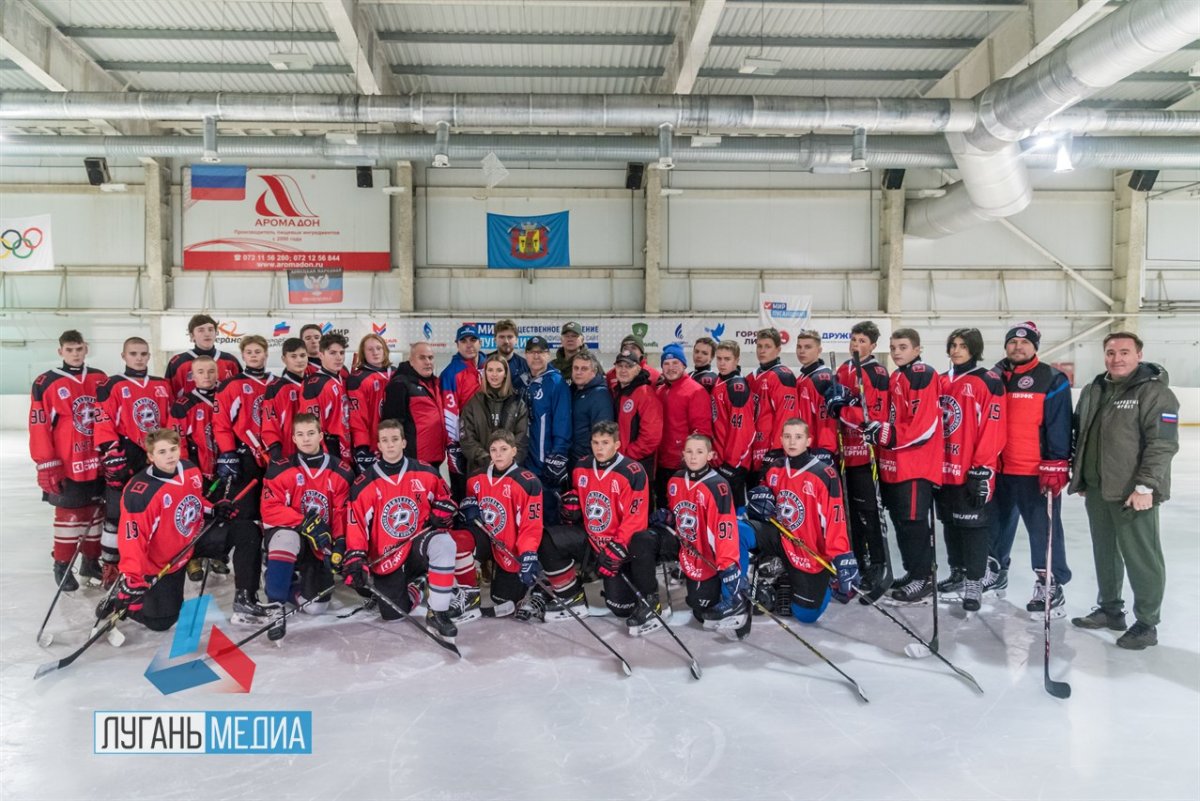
[{"x1": 183, "y1": 167, "x2": 390, "y2": 272}]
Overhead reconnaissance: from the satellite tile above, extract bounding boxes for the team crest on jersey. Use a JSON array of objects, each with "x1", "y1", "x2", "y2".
[
  {"x1": 251, "y1": 395, "x2": 264, "y2": 426},
  {"x1": 674, "y1": 501, "x2": 700, "y2": 541},
  {"x1": 940, "y1": 395, "x2": 963, "y2": 436},
  {"x1": 776, "y1": 490, "x2": 805, "y2": 530},
  {"x1": 380, "y1": 496, "x2": 420, "y2": 540},
  {"x1": 480, "y1": 497, "x2": 508, "y2": 536},
  {"x1": 622, "y1": 399, "x2": 635, "y2": 414},
  {"x1": 1017, "y1": 375, "x2": 1035, "y2": 390},
  {"x1": 72, "y1": 395, "x2": 99, "y2": 436},
  {"x1": 132, "y1": 397, "x2": 161, "y2": 433},
  {"x1": 577, "y1": 475, "x2": 588, "y2": 488},
  {"x1": 174, "y1": 495, "x2": 204, "y2": 536},
  {"x1": 584, "y1": 491, "x2": 612, "y2": 534},
  {"x1": 58, "y1": 387, "x2": 70, "y2": 400},
  {"x1": 299, "y1": 489, "x2": 330, "y2": 520}
]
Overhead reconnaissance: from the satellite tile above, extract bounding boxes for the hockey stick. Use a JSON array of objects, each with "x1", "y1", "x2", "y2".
[
  {"x1": 852, "y1": 354, "x2": 893, "y2": 602},
  {"x1": 581, "y1": 529, "x2": 700, "y2": 679},
  {"x1": 469, "y1": 520, "x2": 632, "y2": 677},
  {"x1": 358, "y1": 583, "x2": 462, "y2": 658},
  {"x1": 36, "y1": 535, "x2": 86, "y2": 648},
  {"x1": 929, "y1": 504, "x2": 940, "y2": 653},
  {"x1": 663, "y1": 525, "x2": 867, "y2": 701},
  {"x1": 1043, "y1": 492, "x2": 1071, "y2": 699},
  {"x1": 766, "y1": 517, "x2": 983, "y2": 694}
]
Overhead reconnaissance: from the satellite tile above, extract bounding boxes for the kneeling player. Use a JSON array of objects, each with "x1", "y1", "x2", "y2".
[
  {"x1": 542, "y1": 421, "x2": 666, "y2": 636},
  {"x1": 654, "y1": 434, "x2": 749, "y2": 636},
  {"x1": 343, "y1": 419, "x2": 459, "y2": 641},
  {"x1": 744, "y1": 419, "x2": 859, "y2": 622},
  {"x1": 96, "y1": 428, "x2": 236, "y2": 630},
  {"x1": 260, "y1": 413, "x2": 352, "y2": 621},
  {"x1": 454, "y1": 429, "x2": 544, "y2": 621}
]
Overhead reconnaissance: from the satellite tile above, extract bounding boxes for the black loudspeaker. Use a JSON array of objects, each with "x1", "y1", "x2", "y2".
[
  {"x1": 625, "y1": 162, "x2": 645, "y2": 191},
  {"x1": 356, "y1": 166, "x2": 373, "y2": 188},
  {"x1": 882, "y1": 168, "x2": 906, "y2": 190},
  {"x1": 1128, "y1": 170, "x2": 1158, "y2": 192},
  {"x1": 84, "y1": 157, "x2": 110, "y2": 186}
]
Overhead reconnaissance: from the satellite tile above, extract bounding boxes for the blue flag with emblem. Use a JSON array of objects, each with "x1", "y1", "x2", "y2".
[{"x1": 486, "y1": 211, "x2": 570, "y2": 269}]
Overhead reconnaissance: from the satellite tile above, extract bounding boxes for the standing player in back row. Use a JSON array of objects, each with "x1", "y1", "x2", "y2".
[
  {"x1": 29, "y1": 330, "x2": 107, "y2": 591},
  {"x1": 749, "y1": 327, "x2": 797, "y2": 484},
  {"x1": 165, "y1": 314, "x2": 242, "y2": 399}
]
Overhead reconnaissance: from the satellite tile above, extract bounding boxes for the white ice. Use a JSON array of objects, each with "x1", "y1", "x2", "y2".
[{"x1": 2, "y1": 430, "x2": 1198, "y2": 801}]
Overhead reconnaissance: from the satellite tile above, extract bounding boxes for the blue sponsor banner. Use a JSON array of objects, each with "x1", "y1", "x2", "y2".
[{"x1": 486, "y1": 211, "x2": 570, "y2": 269}]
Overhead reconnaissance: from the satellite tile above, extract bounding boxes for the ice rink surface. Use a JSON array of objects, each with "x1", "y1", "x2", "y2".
[{"x1": 1, "y1": 430, "x2": 1197, "y2": 801}]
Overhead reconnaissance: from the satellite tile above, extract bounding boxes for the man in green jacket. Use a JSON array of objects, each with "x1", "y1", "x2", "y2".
[{"x1": 1068, "y1": 331, "x2": 1180, "y2": 650}]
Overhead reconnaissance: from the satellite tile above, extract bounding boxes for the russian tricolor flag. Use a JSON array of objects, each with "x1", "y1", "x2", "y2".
[{"x1": 191, "y1": 165, "x2": 247, "y2": 201}]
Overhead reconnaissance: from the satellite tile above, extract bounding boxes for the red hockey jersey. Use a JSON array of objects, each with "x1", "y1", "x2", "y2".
[
  {"x1": 118, "y1": 460, "x2": 210, "y2": 583},
  {"x1": 302, "y1": 368, "x2": 350, "y2": 460},
  {"x1": 655, "y1": 374, "x2": 713, "y2": 471},
  {"x1": 571, "y1": 453, "x2": 649, "y2": 548},
  {"x1": 29, "y1": 364, "x2": 107, "y2": 483},
  {"x1": 836, "y1": 357, "x2": 889, "y2": 469},
  {"x1": 260, "y1": 452, "x2": 352, "y2": 538},
  {"x1": 259, "y1": 372, "x2": 307, "y2": 460},
  {"x1": 347, "y1": 366, "x2": 392, "y2": 451},
  {"x1": 691, "y1": 366, "x2": 718, "y2": 394},
  {"x1": 761, "y1": 454, "x2": 850, "y2": 574},
  {"x1": 613, "y1": 372, "x2": 663, "y2": 463},
  {"x1": 940, "y1": 364, "x2": 1007, "y2": 486},
  {"x1": 170, "y1": 388, "x2": 218, "y2": 478},
  {"x1": 94, "y1": 372, "x2": 174, "y2": 451},
  {"x1": 213, "y1": 370, "x2": 273, "y2": 462},
  {"x1": 466, "y1": 464, "x2": 543, "y2": 572},
  {"x1": 711, "y1": 371, "x2": 755, "y2": 471},
  {"x1": 796, "y1": 360, "x2": 839, "y2": 454},
  {"x1": 841, "y1": 359, "x2": 943, "y2": 485},
  {"x1": 165, "y1": 349, "x2": 241, "y2": 399},
  {"x1": 346, "y1": 459, "x2": 451, "y2": 575},
  {"x1": 749, "y1": 360, "x2": 798, "y2": 468},
  {"x1": 666, "y1": 468, "x2": 739, "y2": 581}
]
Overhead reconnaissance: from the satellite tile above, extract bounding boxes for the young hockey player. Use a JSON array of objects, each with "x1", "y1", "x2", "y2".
[
  {"x1": 936, "y1": 328, "x2": 1006, "y2": 612},
  {"x1": 94, "y1": 337, "x2": 173, "y2": 587},
  {"x1": 654, "y1": 434, "x2": 748, "y2": 633},
  {"x1": 829, "y1": 321, "x2": 892, "y2": 600},
  {"x1": 454, "y1": 429, "x2": 544, "y2": 622},
  {"x1": 347, "y1": 333, "x2": 393, "y2": 475},
  {"x1": 29, "y1": 330, "x2": 107, "y2": 590},
  {"x1": 299, "y1": 324, "x2": 323, "y2": 375},
  {"x1": 612, "y1": 349, "x2": 663, "y2": 482},
  {"x1": 95, "y1": 428, "x2": 237, "y2": 630},
  {"x1": 213, "y1": 334, "x2": 274, "y2": 511},
  {"x1": 749, "y1": 327, "x2": 798, "y2": 481},
  {"x1": 302, "y1": 333, "x2": 351, "y2": 461},
  {"x1": 259, "y1": 413, "x2": 352, "y2": 620},
  {"x1": 343, "y1": 419, "x2": 460, "y2": 641},
  {"x1": 260, "y1": 337, "x2": 310, "y2": 461},
  {"x1": 690, "y1": 337, "x2": 719, "y2": 393},
  {"x1": 170, "y1": 355, "x2": 219, "y2": 481},
  {"x1": 441, "y1": 325, "x2": 486, "y2": 500},
  {"x1": 655, "y1": 343, "x2": 712, "y2": 507},
  {"x1": 744, "y1": 419, "x2": 859, "y2": 621},
  {"x1": 165, "y1": 314, "x2": 241, "y2": 399},
  {"x1": 541, "y1": 421, "x2": 662, "y2": 635},
  {"x1": 710, "y1": 340, "x2": 755, "y2": 508},
  {"x1": 793, "y1": 329, "x2": 845, "y2": 456}
]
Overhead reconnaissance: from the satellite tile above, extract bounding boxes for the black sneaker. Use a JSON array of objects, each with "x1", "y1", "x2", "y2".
[
  {"x1": 1071, "y1": 607, "x2": 1128, "y2": 632},
  {"x1": 53, "y1": 560, "x2": 79, "y2": 592},
  {"x1": 1116, "y1": 621, "x2": 1157, "y2": 650},
  {"x1": 937, "y1": 567, "x2": 966, "y2": 594}
]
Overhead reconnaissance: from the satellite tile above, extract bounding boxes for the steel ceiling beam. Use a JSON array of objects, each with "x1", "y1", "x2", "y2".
[
  {"x1": 59, "y1": 27, "x2": 340, "y2": 42},
  {"x1": 710, "y1": 35, "x2": 981, "y2": 49},
  {"x1": 390, "y1": 65, "x2": 665, "y2": 78}
]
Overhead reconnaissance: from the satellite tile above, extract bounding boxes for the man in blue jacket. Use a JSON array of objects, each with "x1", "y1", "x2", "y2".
[
  {"x1": 441, "y1": 324, "x2": 486, "y2": 500},
  {"x1": 519, "y1": 336, "x2": 572, "y2": 524},
  {"x1": 568, "y1": 350, "x2": 614, "y2": 462}
]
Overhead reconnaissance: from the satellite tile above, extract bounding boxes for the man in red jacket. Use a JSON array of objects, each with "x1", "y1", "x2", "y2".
[
  {"x1": 612, "y1": 349, "x2": 663, "y2": 484},
  {"x1": 380, "y1": 342, "x2": 447, "y2": 469},
  {"x1": 29, "y1": 330, "x2": 107, "y2": 590},
  {"x1": 654, "y1": 343, "x2": 712, "y2": 507}
]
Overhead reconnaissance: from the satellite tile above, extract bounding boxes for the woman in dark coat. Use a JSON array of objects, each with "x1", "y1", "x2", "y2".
[{"x1": 460, "y1": 354, "x2": 530, "y2": 472}]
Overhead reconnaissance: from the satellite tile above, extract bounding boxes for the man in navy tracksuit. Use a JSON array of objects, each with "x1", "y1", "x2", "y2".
[
  {"x1": 568, "y1": 350, "x2": 614, "y2": 462},
  {"x1": 518, "y1": 336, "x2": 571, "y2": 524}
]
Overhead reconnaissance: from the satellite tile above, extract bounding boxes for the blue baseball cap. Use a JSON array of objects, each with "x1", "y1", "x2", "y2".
[
  {"x1": 661, "y1": 342, "x2": 688, "y2": 368},
  {"x1": 455, "y1": 325, "x2": 480, "y2": 342}
]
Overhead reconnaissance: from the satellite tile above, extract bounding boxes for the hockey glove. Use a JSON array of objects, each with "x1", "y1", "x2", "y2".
[
  {"x1": 457, "y1": 496, "x2": 482, "y2": 527},
  {"x1": 542, "y1": 452, "x2": 569, "y2": 488},
  {"x1": 353, "y1": 446, "x2": 377, "y2": 475},
  {"x1": 824, "y1": 388, "x2": 860, "y2": 420},
  {"x1": 649, "y1": 507, "x2": 675, "y2": 530},
  {"x1": 215, "y1": 451, "x2": 241, "y2": 480},
  {"x1": 596, "y1": 541, "x2": 629, "y2": 578},
  {"x1": 560, "y1": 491, "x2": 582, "y2": 525},
  {"x1": 1038, "y1": 460, "x2": 1070, "y2": 497},
  {"x1": 446, "y1": 442, "x2": 466, "y2": 475},
  {"x1": 330, "y1": 537, "x2": 346, "y2": 570},
  {"x1": 746, "y1": 486, "x2": 777, "y2": 522},
  {"x1": 715, "y1": 463, "x2": 739, "y2": 485},
  {"x1": 96, "y1": 574, "x2": 146, "y2": 619},
  {"x1": 429, "y1": 499, "x2": 457, "y2": 530},
  {"x1": 518, "y1": 551, "x2": 541, "y2": 587},
  {"x1": 966, "y1": 466, "x2": 995, "y2": 508},
  {"x1": 298, "y1": 512, "x2": 332, "y2": 559},
  {"x1": 211, "y1": 499, "x2": 239, "y2": 522},
  {"x1": 101, "y1": 445, "x2": 129, "y2": 487},
  {"x1": 36, "y1": 458, "x2": 65, "y2": 495},
  {"x1": 809, "y1": 447, "x2": 836, "y2": 468},
  {"x1": 861, "y1": 421, "x2": 893, "y2": 448},
  {"x1": 831, "y1": 552, "x2": 861, "y2": 604},
  {"x1": 267, "y1": 443, "x2": 283, "y2": 463},
  {"x1": 713, "y1": 563, "x2": 749, "y2": 616},
  {"x1": 340, "y1": 550, "x2": 368, "y2": 589}
]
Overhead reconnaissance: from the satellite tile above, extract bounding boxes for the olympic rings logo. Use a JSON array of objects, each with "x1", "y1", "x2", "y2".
[{"x1": 0, "y1": 227, "x2": 44, "y2": 259}]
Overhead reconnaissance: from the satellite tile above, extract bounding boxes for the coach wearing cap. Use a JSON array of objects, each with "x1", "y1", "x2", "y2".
[
  {"x1": 440, "y1": 325, "x2": 486, "y2": 499},
  {"x1": 553, "y1": 321, "x2": 586, "y2": 374},
  {"x1": 1069, "y1": 331, "x2": 1180, "y2": 650},
  {"x1": 522, "y1": 335, "x2": 571, "y2": 524}
]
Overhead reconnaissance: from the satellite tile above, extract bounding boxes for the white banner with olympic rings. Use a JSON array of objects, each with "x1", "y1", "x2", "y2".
[{"x1": 0, "y1": 214, "x2": 54, "y2": 272}]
